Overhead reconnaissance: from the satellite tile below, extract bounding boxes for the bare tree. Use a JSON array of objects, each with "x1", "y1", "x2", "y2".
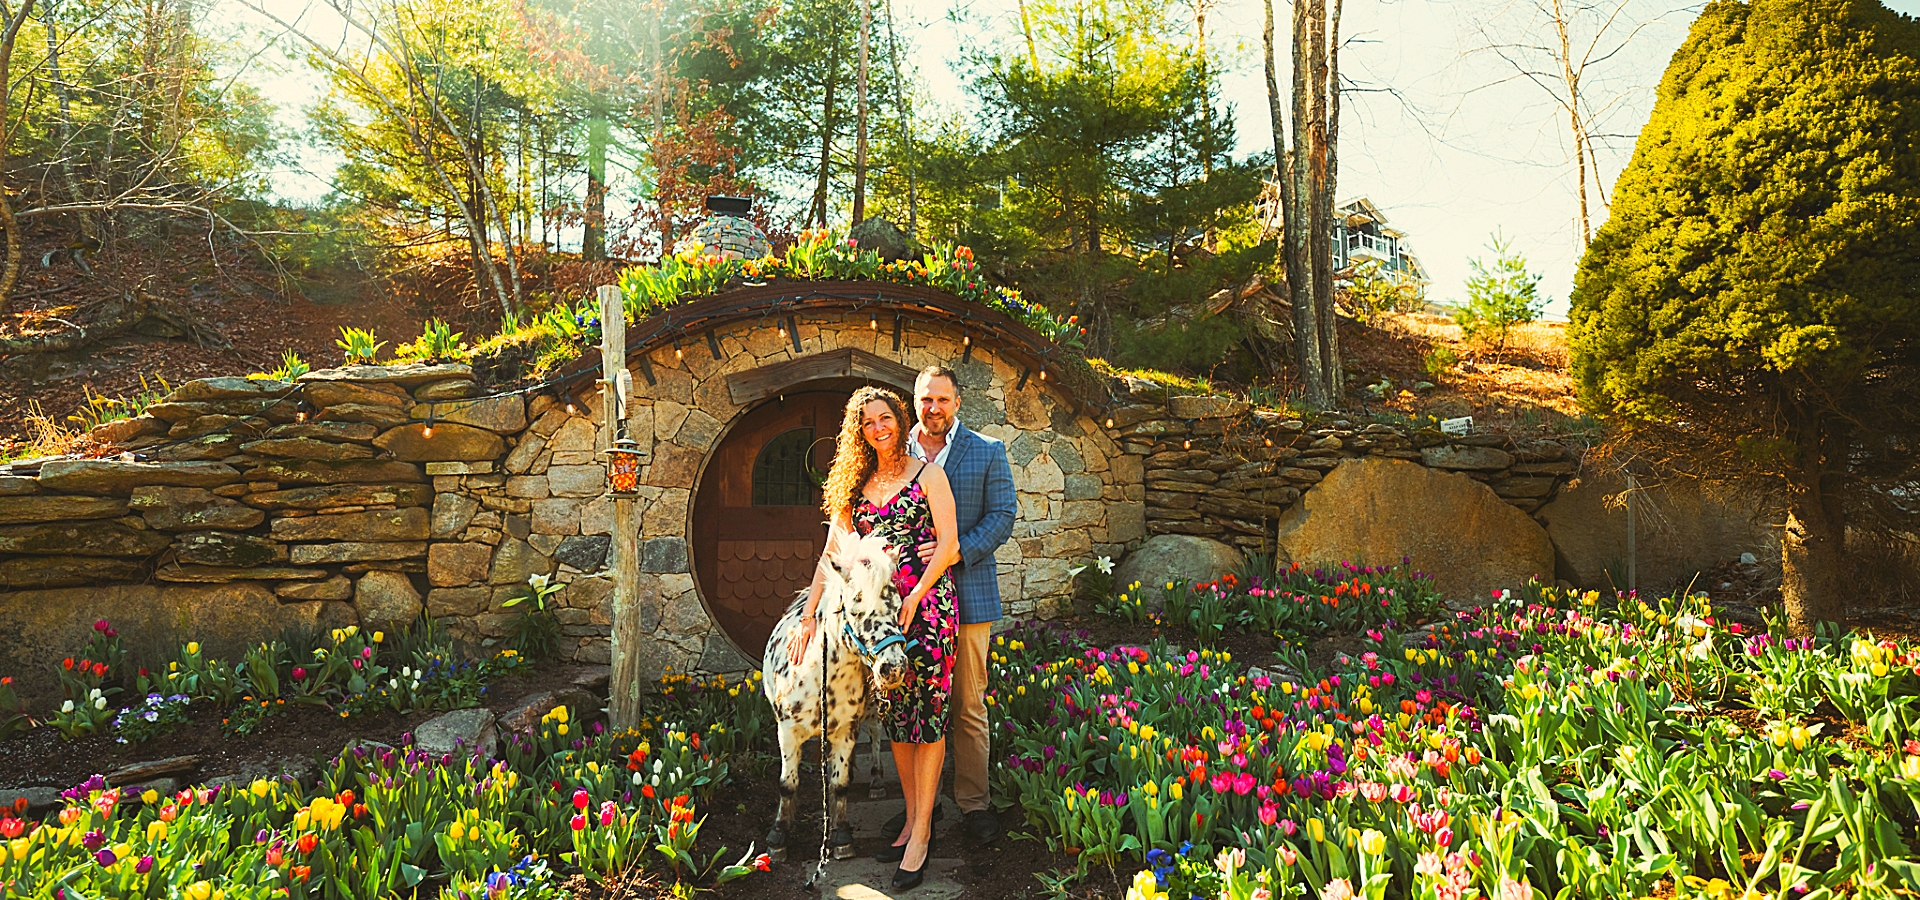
[
  {"x1": 1266, "y1": 0, "x2": 1343, "y2": 406},
  {"x1": 1465, "y1": 0, "x2": 1683, "y2": 244},
  {"x1": 0, "y1": 0, "x2": 37, "y2": 317},
  {"x1": 242, "y1": 0, "x2": 522, "y2": 316}
]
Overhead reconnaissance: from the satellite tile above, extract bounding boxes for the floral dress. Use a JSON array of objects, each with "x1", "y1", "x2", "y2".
[{"x1": 853, "y1": 467, "x2": 958, "y2": 744}]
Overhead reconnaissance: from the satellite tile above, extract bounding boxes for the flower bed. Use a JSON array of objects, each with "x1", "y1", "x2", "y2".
[
  {"x1": 992, "y1": 580, "x2": 1920, "y2": 899},
  {"x1": 0, "y1": 605, "x2": 780, "y2": 898}
]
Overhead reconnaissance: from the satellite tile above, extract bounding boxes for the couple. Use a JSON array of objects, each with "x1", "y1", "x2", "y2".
[{"x1": 784, "y1": 365, "x2": 1016, "y2": 889}]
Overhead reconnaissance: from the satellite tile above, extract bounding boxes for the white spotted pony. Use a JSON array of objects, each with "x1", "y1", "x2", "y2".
[{"x1": 761, "y1": 530, "x2": 913, "y2": 862}]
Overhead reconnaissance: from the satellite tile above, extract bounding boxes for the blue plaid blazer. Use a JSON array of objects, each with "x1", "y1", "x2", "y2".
[{"x1": 917, "y1": 422, "x2": 1016, "y2": 624}]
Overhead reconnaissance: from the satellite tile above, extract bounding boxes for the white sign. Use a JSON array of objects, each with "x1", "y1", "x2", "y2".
[{"x1": 1440, "y1": 416, "x2": 1474, "y2": 436}]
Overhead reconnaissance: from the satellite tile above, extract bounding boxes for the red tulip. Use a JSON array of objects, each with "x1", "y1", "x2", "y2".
[
  {"x1": 572, "y1": 789, "x2": 589, "y2": 810},
  {"x1": 570, "y1": 814, "x2": 587, "y2": 831}
]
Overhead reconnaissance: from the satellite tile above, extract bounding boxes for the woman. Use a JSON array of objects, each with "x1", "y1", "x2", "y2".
[{"x1": 787, "y1": 385, "x2": 959, "y2": 890}]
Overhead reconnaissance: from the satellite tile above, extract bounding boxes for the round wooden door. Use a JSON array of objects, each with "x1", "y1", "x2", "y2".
[{"x1": 692, "y1": 391, "x2": 847, "y2": 663}]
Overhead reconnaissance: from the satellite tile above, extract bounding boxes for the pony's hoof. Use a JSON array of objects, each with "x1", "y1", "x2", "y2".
[
  {"x1": 867, "y1": 784, "x2": 888, "y2": 800},
  {"x1": 832, "y1": 843, "x2": 856, "y2": 860},
  {"x1": 768, "y1": 845, "x2": 787, "y2": 864}
]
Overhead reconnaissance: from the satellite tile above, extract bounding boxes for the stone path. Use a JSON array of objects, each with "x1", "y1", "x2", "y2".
[{"x1": 783, "y1": 746, "x2": 968, "y2": 899}]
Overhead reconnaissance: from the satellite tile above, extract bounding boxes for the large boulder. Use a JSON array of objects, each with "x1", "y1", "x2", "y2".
[
  {"x1": 1114, "y1": 535, "x2": 1247, "y2": 606},
  {"x1": 1274, "y1": 457, "x2": 1554, "y2": 603},
  {"x1": 1536, "y1": 472, "x2": 1775, "y2": 594}
]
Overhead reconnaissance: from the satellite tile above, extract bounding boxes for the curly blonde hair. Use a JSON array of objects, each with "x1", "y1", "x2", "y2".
[{"x1": 822, "y1": 386, "x2": 911, "y2": 525}]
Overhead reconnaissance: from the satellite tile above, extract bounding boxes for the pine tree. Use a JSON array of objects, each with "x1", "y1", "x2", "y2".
[
  {"x1": 1568, "y1": 0, "x2": 1920, "y2": 634},
  {"x1": 1455, "y1": 234, "x2": 1544, "y2": 354}
]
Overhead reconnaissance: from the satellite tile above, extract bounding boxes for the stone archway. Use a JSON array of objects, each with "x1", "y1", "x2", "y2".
[{"x1": 686, "y1": 349, "x2": 920, "y2": 663}]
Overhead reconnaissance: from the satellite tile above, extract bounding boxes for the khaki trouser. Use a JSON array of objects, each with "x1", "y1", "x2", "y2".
[{"x1": 951, "y1": 622, "x2": 993, "y2": 813}]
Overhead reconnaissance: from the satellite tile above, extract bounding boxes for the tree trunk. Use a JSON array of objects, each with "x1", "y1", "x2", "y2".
[
  {"x1": 1782, "y1": 423, "x2": 1848, "y2": 635},
  {"x1": 810, "y1": 33, "x2": 842, "y2": 229},
  {"x1": 1288, "y1": 0, "x2": 1325, "y2": 405},
  {"x1": 852, "y1": 0, "x2": 871, "y2": 224},
  {"x1": 1318, "y1": 0, "x2": 1343, "y2": 397},
  {"x1": 884, "y1": 0, "x2": 916, "y2": 233},
  {"x1": 651, "y1": 0, "x2": 669, "y2": 255},
  {"x1": 585, "y1": 98, "x2": 608, "y2": 260},
  {"x1": 0, "y1": 0, "x2": 35, "y2": 318}
]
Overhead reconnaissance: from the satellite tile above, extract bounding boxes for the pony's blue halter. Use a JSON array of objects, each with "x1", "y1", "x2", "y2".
[{"x1": 842, "y1": 621, "x2": 917, "y2": 662}]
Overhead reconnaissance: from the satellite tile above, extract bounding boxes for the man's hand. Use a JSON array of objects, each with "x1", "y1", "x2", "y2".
[
  {"x1": 917, "y1": 540, "x2": 937, "y2": 564},
  {"x1": 787, "y1": 616, "x2": 817, "y2": 667}
]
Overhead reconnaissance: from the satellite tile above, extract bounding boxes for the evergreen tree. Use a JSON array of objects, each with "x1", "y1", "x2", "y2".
[
  {"x1": 1568, "y1": 0, "x2": 1920, "y2": 633},
  {"x1": 1455, "y1": 233, "x2": 1544, "y2": 354}
]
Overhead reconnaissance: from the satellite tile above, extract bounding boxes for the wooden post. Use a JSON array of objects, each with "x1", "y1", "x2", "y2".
[{"x1": 601, "y1": 285, "x2": 644, "y2": 729}]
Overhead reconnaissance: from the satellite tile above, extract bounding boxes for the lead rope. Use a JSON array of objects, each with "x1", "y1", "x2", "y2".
[{"x1": 803, "y1": 601, "x2": 834, "y2": 890}]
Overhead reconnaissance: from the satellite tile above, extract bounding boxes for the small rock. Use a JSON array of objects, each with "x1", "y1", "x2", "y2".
[
  {"x1": 497, "y1": 688, "x2": 601, "y2": 733},
  {"x1": 414, "y1": 379, "x2": 477, "y2": 401},
  {"x1": 414, "y1": 707, "x2": 497, "y2": 758},
  {"x1": 35, "y1": 460, "x2": 239, "y2": 495},
  {"x1": 0, "y1": 786, "x2": 65, "y2": 814},
  {"x1": 120, "y1": 777, "x2": 179, "y2": 799},
  {"x1": 107, "y1": 755, "x2": 202, "y2": 785},
  {"x1": 554, "y1": 535, "x2": 611, "y2": 572},
  {"x1": 573, "y1": 666, "x2": 611, "y2": 691},
  {"x1": 374, "y1": 422, "x2": 506, "y2": 462},
  {"x1": 299, "y1": 362, "x2": 474, "y2": 390},
  {"x1": 277, "y1": 574, "x2": 354, "y2": 601},
  {"x1": 1739, "y1": 552, "x2": 1758, "y2": 566},
  {"x1": 355, "y1": 570, "x2": 423, "y2": 631}
]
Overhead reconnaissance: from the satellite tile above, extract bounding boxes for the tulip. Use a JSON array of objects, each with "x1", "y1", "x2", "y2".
[
  {"x1": 571, "y1": 814, "x2": 587, "y2": 831},
  {"x1": 573, "y1": 788, "x2": 590, "y2": 810}
]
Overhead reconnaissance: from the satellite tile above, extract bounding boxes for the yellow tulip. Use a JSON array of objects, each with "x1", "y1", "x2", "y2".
[
  {"x1": 186, "y1": 881, "x2": 214, "y2": 900},
  {"x1": 1308, "y1": 818, "x2": 1326, "y2": 842},
  {"x1": 469, "y1": 826, "x2": 480, "y2": 841},
  {"x1": 373, "y1": 631, "x2": 385, "y2": 643},
  {"x1": 9, "y1": 838, "x2": 27, "y2": 862},
  {"x1": 186, "y1": 642, "x2": 200, "y2": 655},
  {"x1": 1170, "y1": 780, "x2": 1183, "y2": 801},
  {"x1": 147, "y1": 820, "x2": 168, "y2": 843},
  {"x1": 142, "y1": 789, "x2": 159, "y2": 805},
  {"x1": 1360, "y1": 829, "x2": 1387, "y2": 856}
]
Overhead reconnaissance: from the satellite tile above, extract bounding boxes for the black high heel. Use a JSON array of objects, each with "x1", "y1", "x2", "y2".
[
  {"x1": 891, "y1": 837, "x2": 934, "y2": 891},
  {"x1": 874, "y1": 840, "x2": 907, "y2": 863}
]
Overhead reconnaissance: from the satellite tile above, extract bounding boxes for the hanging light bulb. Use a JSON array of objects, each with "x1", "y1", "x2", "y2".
[
  {"x1": 870, "y1": 313, "x2": 879, "y2": 331},
  {"x1": 1105, "y1": 417, "x2": 1115, "y2": 429},
  {"x1": 566, "y1": 401, "x2": 577, "y2": 415},
  {"x1": 1183, "y1": 439, "x2": 1191, "y2": 450},
  {"x1": 673, "y1": 338, "x2": 684, "y2": 361},
  {"x1": 423, "y1": 423, "x2": 436, "y2": 439},
  {"x1": 1039, "y1": 369, "x2": 1047, "y2": 382}
]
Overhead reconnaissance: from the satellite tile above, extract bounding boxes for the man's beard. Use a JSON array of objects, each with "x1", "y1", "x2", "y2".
[{"x1": 921, "y1": 413, "x2": 952, "y2": 436}]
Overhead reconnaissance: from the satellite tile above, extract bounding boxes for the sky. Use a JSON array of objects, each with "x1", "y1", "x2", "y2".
[{"x1": 224, "y1": 0, "x2": 1920, "y2": 321}]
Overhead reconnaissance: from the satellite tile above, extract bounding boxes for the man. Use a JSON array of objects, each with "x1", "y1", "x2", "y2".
[{"x1": 894, "y1": 364, "x2": 1016, "y2": 847}]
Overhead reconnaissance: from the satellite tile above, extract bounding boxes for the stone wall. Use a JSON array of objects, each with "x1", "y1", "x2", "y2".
[
  {"x1": 1107, "y1": 377, "x2": 1579, "y2": 552},
  {"x1": 595, "y1": 311, "x2": 1137, "y2": 681},
  {"x1": 0, "y1": 305, "x2": 1137, "y2": 701}
]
